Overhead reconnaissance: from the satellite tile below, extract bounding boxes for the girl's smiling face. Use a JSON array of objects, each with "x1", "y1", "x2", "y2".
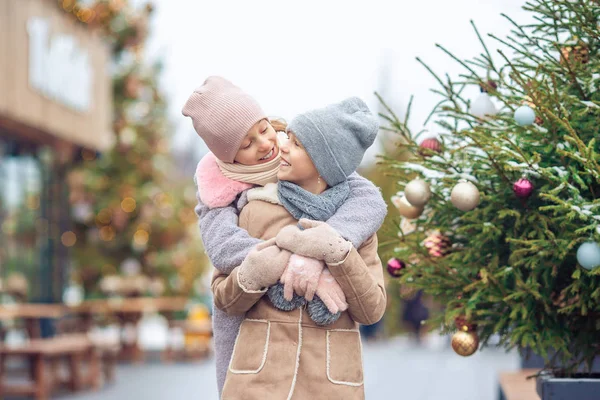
[{"x1": 234, "y1": 119, "x2": 279, "y2": 165}]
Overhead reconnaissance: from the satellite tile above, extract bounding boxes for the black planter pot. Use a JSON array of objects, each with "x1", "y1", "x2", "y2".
[
  {"x1": 536, "y1": 372, "x2": 600, "y2": 400},
  {"x1": 520, "y1": 348, "x2": 600, "y2": 372}
]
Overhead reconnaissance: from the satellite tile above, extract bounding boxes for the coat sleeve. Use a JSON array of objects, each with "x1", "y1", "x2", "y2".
[
  {"x1": 326, "y1": 233, "x2": 386, "y2": 325},
  {"x1": 211, "y1": 267, "x2": 267, "y2": 315},
  {"x1": 195, "y1": 190, "x2": 262, "y2": 275},
  {"x1": 326, "y1": 172, "x2": 387, "y2": 248}
]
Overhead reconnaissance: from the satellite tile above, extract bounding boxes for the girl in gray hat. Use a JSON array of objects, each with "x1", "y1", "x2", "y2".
[{"x1": 212, "y1": 97, "x2": 386, "y2": 399}]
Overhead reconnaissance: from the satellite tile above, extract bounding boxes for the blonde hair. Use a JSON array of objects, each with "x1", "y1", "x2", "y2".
[{"x1": 269, "y1": 118, "x2": 288, "y2": 133}]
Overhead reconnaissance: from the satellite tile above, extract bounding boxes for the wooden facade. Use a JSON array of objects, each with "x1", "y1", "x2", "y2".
[{"x1": 0, "y1": 0, "x2": 112, "y2": 151}]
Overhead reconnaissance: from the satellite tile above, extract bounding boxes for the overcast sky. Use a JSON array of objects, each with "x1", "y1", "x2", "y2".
[{"x1": 142, "y1": 0, "x2": 527, "y2": 162}]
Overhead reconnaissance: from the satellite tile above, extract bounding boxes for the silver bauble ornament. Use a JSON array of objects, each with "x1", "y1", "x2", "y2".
[
  {"x1": 391, "y1": 195, "x2": 424, "y2": 219},
  {"x1": 405, "y1": 179, "x2": 431, "y2": 207},
  {"x1": 451, "y1": 181, "x2": 480, "y2": 212}
]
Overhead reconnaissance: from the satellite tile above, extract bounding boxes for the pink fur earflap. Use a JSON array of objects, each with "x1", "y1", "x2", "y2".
[{"x1": 195, "y1": 152, "x2": 254, "y2": 208}]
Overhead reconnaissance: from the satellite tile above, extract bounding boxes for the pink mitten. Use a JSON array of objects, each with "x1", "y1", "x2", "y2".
[
  {"x1": 314, "y1": 268, "x2": 348, "y2": 314},
  {"x1": 280, "y1": 255, "x2": 325, "y2": 302}
]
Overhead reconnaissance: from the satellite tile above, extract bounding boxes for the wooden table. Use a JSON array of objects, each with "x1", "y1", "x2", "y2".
[
  {"x1": 68, "y1": 297, "x2": 189, "y2": 363},
  {"x1": 498, "y1": 369, "x2": 541, "y2": 400},
  {"x1": 0, "y1": 304, "x2": 66, "y2": 338},
  {"x1": 0, "y1": 333, "x2": 100, "y2": 400}
]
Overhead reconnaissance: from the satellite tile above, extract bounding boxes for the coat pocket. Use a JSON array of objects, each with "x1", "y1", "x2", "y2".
[
  {"x1": 229, "y1": 319, "x2": 270, "y2": 374},
  {"x1": 326, "y1": 329, "x2": 364, "y2": 386}
]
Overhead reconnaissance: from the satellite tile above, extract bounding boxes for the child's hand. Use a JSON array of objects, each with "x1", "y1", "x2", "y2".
[
  {"x1": 237, "y1": 238, "x2": 291, "y2": 291},
  {"x1": 314, "y1": 268, "x2": 347, "y2": 314},
  {"x1": 280, "y1": 255, "x2": 324, "y2": 302}
]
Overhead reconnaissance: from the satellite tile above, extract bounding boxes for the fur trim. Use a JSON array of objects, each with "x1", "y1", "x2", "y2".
[
  {"x1": 228, "y1": 319, "x2": 271, "y2": 374},
  {"x1": 195, "y1": 152, "x2": 253, "y2": 209},
  {"x1": 247, "y1": 182, "x2": 281, "y2": 205},
  {"x1": 286, "y1": 309, "x2": 303, "y2": 400},
  {"x1": 267, "y1": 283, "x2": 306, "y2": 311},
  {"x1": 326, "y1": 329, "x2": 364, "y2": 387},
  {"x1": 307, "y1": 296, "x2": 341, "y2": 326}
]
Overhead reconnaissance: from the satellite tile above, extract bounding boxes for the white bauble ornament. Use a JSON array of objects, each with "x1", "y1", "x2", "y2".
[
  {"x1": 405, "y1": 179, "x2": 431, "y2": 207},
  {"x1": 576, "y1": 242, "x2": 600, "y2": 270},
  {"x1": 391, "y1": 195, "x2": 424, "y2": 219},
  {"x1": 514, "y1": 105, "x2": 536, "y2": 126},
  {"x1": 470, "y1": 93, "x2": 497, "y2": 118},
  {"x1": 120, "y1": 258, "x2": 141, "y2": 277},
  {"x1": 451, "y1": 181, "x2": 480, "y2": 212}
]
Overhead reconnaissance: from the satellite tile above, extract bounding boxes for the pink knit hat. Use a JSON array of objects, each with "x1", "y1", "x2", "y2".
[{"x1": 182, "y1": 76, "x2": 267, "y2": 163}]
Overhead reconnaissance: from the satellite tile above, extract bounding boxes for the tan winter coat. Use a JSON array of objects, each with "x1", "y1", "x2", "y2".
[{"x1": 212, "y1": 186, "x2": 386, "y2": 400}]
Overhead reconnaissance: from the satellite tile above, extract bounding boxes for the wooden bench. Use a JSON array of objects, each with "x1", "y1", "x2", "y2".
[
  {"x1": 498, "y1": 369, "x2": 541, "y2": 400},
  {"x1": 0, "y1": 334, "x2": 100, "y2": 400}
]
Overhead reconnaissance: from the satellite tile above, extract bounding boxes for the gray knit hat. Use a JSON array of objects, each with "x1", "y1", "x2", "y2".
[{"x1": 288, "y1": 97, "x2": 379, "y2": 186}]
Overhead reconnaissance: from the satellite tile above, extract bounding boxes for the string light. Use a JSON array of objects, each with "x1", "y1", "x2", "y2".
[
  {"x1": 61, "y1": 231, "x2": 77, "y2": 247},
  {"x1": 121, "y1": 197, "x2": 136, "y2": 213},
  {"x1": 133, "y1": 229, "x2": 149, "y2": 245},
  {"x1": 100, "y1": 226, "x2": 115, "y2": 241},
  {"x1": 96, "y1": 209, "x2": 112, "y2": 225}
]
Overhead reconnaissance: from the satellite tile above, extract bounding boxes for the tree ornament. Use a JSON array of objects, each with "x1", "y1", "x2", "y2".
[
  {"x1": 419, "y1": 138, "x2": 442, "y2": 155},
  {"x1": 405, "y1": 179, "x2": 431, "y2": 207},
  {"x1": 450, "y1": 181, "x2": 480, "y2": 212},
  {"x1": 576, "y1": 242, "x2": 600, "y2": 270},
  {"x1": 560, "y1": 43, "x2": 589, "y2": 65},
  {"x1": 451, "y1": 330, "x2": 479, "y2": 357},
  {"x1": 391, "y1": 195, "x2": 424, "y2": 219},
  {"x1": 424, "y1": 232, "x2": 451, "y2": 257},
  {"x1": 386, "y1": 258, "x2": 406, "y2": 278},
  {"x1": 514, "y1": 105, "x2": 536, "y2": 126},
  {"x1": 454, "y1": 316, "x2": 477, "y2": 332},
  {"x1": 470, "y1": 93, "x2": 497, "y2": 119},
  {"x1": 478, "y1": 80, "x2": 498, "y2": 93},
  {"x1": 513, "y1": 178, "x2": 534, "y2": 199}
]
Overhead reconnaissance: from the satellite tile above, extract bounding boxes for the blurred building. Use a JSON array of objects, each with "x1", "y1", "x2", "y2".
[{"x1": 0, "y1": 0, "x2": 112, "y2": 303}]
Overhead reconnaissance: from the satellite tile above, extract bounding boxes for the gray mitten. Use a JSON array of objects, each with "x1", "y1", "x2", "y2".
[
  {"x1": 267, "y1": 282, "x2": 306, "y2": 311},
  {"x1": 307, "y1": 296, "x2": 341, "y2": 326},
  {"x1": 237, "y1": 238, "x2": 291, "y2": 291}
]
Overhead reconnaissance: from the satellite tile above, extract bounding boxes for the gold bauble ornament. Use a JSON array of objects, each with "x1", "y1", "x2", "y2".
[
  {"x1": 450, "y1": 180, "x2": 480, "y2": 212},
  {"x1": 405, "y1": 179, "x2": 431, "y2": 207},
  {"x1": 560, "y1": 43, "x2": 589, "y2": 65},
  {"x1": 451, "y1": 330, "x2": 479, "y2": 357},
  {"x1": 391, "y1": 195, "x2": 424, "y2": 219}
]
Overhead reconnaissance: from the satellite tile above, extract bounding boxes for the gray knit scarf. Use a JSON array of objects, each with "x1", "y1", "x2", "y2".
[{"x1": 277, "y1": 180, "x2": 350, "y2": 222}]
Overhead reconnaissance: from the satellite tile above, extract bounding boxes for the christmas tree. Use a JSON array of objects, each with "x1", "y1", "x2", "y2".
[
  {"x1": 60, "y1": 0, "x2": 208, "y2": 298},
  {"x1": 379, "y1": 0, "x2": 599, "y2": 373}
]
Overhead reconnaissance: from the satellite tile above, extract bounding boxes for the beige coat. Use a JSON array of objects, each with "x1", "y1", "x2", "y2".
[{"x1": 212, "y1": 187, "x2": 386, "y2": 400}]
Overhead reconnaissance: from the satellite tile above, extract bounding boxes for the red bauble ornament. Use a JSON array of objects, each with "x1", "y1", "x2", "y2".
[
  {"x1": 513, "y1": 178, "x2": 534, "y2": 199},
  {"x1": 419, "y1": 138, "x2": 442, "y2": 155},
  {"x1": 386, "y1": 258, "x2": 406, "y2": 277},
  {"x1": 479, "y1": 80, "x2": 498, "y2": 93}
]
